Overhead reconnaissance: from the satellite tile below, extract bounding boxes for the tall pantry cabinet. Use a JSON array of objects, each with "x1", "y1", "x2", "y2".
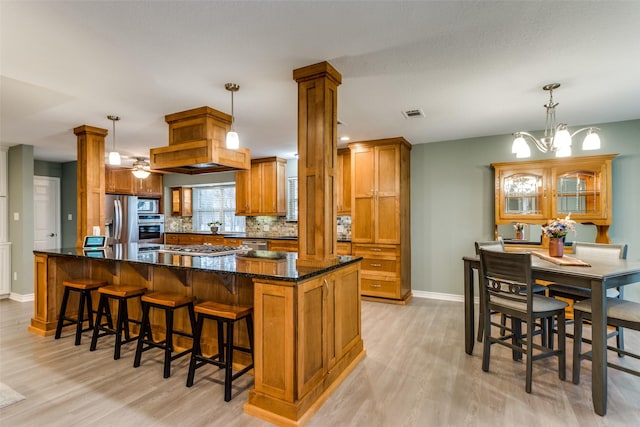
[
  {"x1": 350, "y1": 137, "x2": 411, "y2": 303},
  {"x1": 0, "y1": 146, "x2": 10, "y2": 296}
]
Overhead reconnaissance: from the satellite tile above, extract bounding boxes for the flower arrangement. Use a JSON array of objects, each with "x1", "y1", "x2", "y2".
[
  {"x1": 513, "y1": 222, "x2": 526, "y2": 232},
  {"x1": 207, "y1": 221, "x2": 222, "y2": 227},
  {"x1": 542, "y1": 214, "x2": 576, "y2": 238}
]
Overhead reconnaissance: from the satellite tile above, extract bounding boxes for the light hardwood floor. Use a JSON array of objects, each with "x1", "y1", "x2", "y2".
[{"x1": 1, "y1": 297, "x2": 638, "y2": 426}]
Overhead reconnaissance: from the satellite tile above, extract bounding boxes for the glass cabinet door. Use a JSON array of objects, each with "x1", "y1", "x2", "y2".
[
  {"x1": 497, "y1": 169, "x2": 549, "y2": 221},
  {"x1": 554, "y1": 169, "x2": 603, "y2": 219}
]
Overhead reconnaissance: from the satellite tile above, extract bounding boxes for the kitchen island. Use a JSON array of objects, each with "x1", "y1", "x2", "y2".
[{"x1": 31, "y1": 244, "x2": 364, "y2": 426}]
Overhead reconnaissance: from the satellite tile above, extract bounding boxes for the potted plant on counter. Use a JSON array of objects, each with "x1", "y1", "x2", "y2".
[{"x1": 208, "y1": 221, "x2": 222, "y2": 234}]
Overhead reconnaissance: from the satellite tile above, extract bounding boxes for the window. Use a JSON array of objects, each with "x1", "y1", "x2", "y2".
[
  {"x1": 287, "y1": 177, "x2": 298, "y2": 221},
  {"x1": 192, "y1": 183, "x2": 245, "y2": 232}
]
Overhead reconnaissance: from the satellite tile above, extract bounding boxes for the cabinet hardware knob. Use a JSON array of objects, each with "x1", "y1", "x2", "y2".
[
  {"x1": 370, "y1": 263, "x2": 382, "y2": 267},
  {"x1": 370, "y1": 284, "x2": 382, "y2": 288}
]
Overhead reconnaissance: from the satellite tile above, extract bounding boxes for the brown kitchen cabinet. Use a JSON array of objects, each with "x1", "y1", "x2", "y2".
[
  {"x1": 133, "y1": 172, "x2": 163, "y2": 197},
  {"x1": 337, "y1": 148, "x2": 351, "y2": 215},
  {"x1": 106, "y1": 166, "x2": 162, "y2": 198},
  {"x1": 171, "y1": 187, "x2": 192, "y2": 217},
  {"x1": 235, "y1": 157, "x2": 286, "y2": 216},
  {"x1": 491, "y1": 153, "x2": 616, "y2": 243},
  {"x1": 350, "y1": 137, "x2": 411, "y2": 303},
  {"x1": 337, "y1": 241, "x2": 352, "y2": 256},
  {"x1": 105, "y1": 166, "x2": 134, "y2": 195}
]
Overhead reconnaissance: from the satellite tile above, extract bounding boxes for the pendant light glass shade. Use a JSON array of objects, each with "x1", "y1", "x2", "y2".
[
  {"x1": 226, "y1": 130, "x2": 239, "y2": 149},
  {"x1": 225, "y1": 83, "x2": 240, "y2": 149},
  {"x1": 582, "y1": 130, "x2": 601, "y2": 150},
  {"x1": 132, "y1": 168, "x2": 150, "y2": 179},
  {"x1": 108, "y1": 151, "x2": 121, "y2": 165}
]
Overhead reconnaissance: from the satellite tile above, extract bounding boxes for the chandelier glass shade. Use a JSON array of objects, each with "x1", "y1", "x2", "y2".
[
  {"x1": 512, "y1": 83, "x2": 601, "y2": 158},
  {"x1": 107, "y1": 115, "x2": 121, "y2": 165},
  {"x1": 131, "y1": 158, "x2": 151, "y2": 179},
  {"x1": 225, "y1": 83, "x2": 240, "y2": 149}
]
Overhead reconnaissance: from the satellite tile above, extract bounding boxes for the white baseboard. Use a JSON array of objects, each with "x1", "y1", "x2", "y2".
[
  {"x1": 412, "y1": 290, "x2": 478, "y2": 305},
  {"x1": 9, "y1": 292, "x2": 34, "y2": 302}
]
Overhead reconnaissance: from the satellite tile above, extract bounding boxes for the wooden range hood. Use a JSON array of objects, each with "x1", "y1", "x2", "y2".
[{"x1": 150, "y1": 106, "x2": 251, "y2": 174}]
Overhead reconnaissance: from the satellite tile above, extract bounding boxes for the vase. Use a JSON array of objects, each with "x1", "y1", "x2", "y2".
[
  {"x1": 516, "y1": 230, "x2": 524, "y2": 240},
  {"x1": 210, "y1": 226, "x2": 219, "y2": 234},
  {"x1": 548, "y1": 237, "x2": 564, "y2": 257}
]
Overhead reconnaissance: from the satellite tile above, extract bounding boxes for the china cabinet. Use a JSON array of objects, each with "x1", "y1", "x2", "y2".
[
  {"x1": 350, "y1": 137, "x2": 411, "y2": 303},
  {"x1": 491, "y1": 154, "x2": 616, "y2": 243}
]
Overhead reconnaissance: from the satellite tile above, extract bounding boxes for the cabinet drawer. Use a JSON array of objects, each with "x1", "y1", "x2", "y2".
[
  {"x1": 165, "y1": 234, "x2": 179, "y2": 245},
  {"x1": 224, "y1": 238, "x2": 243, "y2": 247},
  {"x1": 179, "y1": 234, "x2": 203, "y2": 245},
  {"x1": 202, "y1": 235, "x2": 225, "y2": 245},
  {"x1": 353, "y1": 244, "x2": 399, "y2": 259},
  {"x1": 268, "y1": 240, "x2": 298, "y2": 252},
  {"x1": 361, "y1": 258, "x2": 397, "y2": 274},
  {"x1": 361, "y1": 278, "x2": 400, "y2": 299}
]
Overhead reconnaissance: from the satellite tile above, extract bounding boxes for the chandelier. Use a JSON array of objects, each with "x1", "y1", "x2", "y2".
[
  {"x1": 512, "y1": 83, "x2": 601, "y2": 158},
  {"x1": 131, "y1": 158, "x2": 151, "y2": 179}
]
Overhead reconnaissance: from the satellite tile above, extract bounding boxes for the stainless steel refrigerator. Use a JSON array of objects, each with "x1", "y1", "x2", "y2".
[{"x1": 105, "y1": 195, "x2": 139, "y2": 245}]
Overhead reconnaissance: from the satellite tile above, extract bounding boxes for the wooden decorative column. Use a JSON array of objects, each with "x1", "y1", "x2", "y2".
[
  {"x1": 293, "y1": 61, "x2": 342, "y2": 268},
  {"x1": 73, "y1": 125, "x2": 107, "y2": 248}
]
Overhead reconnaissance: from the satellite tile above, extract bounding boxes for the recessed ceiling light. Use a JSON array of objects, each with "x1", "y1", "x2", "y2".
[{"x1": 340, "y1": 136, "x2": 350, "y2": 141}]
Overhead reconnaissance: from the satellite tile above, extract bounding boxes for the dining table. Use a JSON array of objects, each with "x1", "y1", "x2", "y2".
[{"x1": 462, "y1": 251, "x2": 640, "y2": 416}]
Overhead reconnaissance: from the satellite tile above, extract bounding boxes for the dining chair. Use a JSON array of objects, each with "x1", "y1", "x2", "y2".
[
  {"x1": 572, "y1": 297, "x2": 640, "y2": 384},
  {"x1": 547, "y1": 242, "x2": 627, "y2": 352},
  {"x1": 474, "y1": 241, "x2": 548, "y2": 343},
  {"x1": 479, "y1": 249, "x2": 568, "y2": 393}
]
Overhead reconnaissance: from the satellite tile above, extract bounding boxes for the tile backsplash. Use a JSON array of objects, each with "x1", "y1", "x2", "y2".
[{"x1": 165, "y1": 215, "x2": 351, "y2": 239}]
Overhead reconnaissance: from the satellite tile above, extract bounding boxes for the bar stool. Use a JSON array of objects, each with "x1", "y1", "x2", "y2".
[
  {"x1": 90, "y1": 284, "x2": 147, "y2": 360},
  {"x1": 133, "y1": 292, "x2": 196, "y2": 378},
  {"x1": 186, "y1": 301, "x2": 254, "y2": 402},
  {"x1": 55, "y1": 278, "x2": 107, "y2": 345}
]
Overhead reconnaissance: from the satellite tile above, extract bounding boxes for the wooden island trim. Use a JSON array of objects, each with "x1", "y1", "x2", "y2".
[{"x1": 30, "y1": 249, "x2": 363, "y2": 426}]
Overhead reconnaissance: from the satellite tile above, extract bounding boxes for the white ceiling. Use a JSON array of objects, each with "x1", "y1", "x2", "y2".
[{"x1": 2, "y1": 1, "x2": 640, "y2": 164}]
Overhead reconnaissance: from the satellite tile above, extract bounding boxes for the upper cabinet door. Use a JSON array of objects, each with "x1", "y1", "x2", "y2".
[
  {"x1": 551, "y1": 158, "x2": 612, "y2": 223},
  {"x1": 496, "y1": 167, "x2": 550, "y2": 222},
  {"x1": 351, "y1": 146, "x2": 375, "y2": 242}
]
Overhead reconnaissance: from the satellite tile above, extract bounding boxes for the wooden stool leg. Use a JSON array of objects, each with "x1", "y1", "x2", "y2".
[
  {"x1": 90, "y1": 294, "x2": 107, "y2": 351},
  {"x1": 114, "y1": 297, "x2": 127, "y2": 360},
  {"x1": 75, "y1": 291, "x2": 87, "y2": 345},
  {"x1": 164, "y1": 308, "x2": 174, "y2": 378},
  {"x1": 55, "y1": 287, "x2": 71, "y2": 339},
  {"x1": 186, "y1": 314, "x2": 205, "y2": 387},
  {"x1": 133, "y1": 303, "x2": 150, "y2": 368},
  {"x1": 224, "y1": 319, "x2": 234, "y2": 402},
  {"x1": 246, "y1": 314, "x2": 254, "y2": 358}
]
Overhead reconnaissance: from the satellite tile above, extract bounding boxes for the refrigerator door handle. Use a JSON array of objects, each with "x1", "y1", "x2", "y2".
[{"x1": 115, "y1": 199, "x2": 122, "y2": 240}]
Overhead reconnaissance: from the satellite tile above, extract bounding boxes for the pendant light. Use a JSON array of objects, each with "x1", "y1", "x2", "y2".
[
  {"x1": 107, "y1": 115, "x2": 121, "y2": 165},
  {"x1": 225, "y1": 83, "x2": 240, "y2": 149}
]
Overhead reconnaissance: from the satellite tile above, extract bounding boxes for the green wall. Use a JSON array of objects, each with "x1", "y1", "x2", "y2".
[
  {"x1": 61, "y1": 162, "x2": 77, "y2": 248},
  {"x1": 8, "y1": 145, "x2": 35, "y2": 295},
  {"x1": 410, "y1": 119, "x2": 640, "y2": 302}
]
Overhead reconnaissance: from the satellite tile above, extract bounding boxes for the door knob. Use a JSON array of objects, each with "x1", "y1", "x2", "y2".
[{"x1": 49, "y1": 233, "x2": 55, "y2": 237}]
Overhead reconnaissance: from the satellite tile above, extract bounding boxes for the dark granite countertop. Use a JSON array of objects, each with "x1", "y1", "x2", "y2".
[
  {"x1": 34, "y1": 244, "x2": 360, "y2": 282},
  {"x1": 164, "y1": 232, "x2": 350, "y2": 242}
]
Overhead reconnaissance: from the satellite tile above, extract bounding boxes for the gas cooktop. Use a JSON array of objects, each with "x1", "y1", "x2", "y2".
[{"x1": 159, "y1": 244, "x2": 249, "y2": 257}]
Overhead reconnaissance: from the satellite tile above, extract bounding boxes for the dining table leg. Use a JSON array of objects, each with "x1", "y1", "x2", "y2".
[
  {"x1": 464, "y1": 259, "x2": 475, "y2": 355},
  {"x1": 590, "y1": 278, "x2": 607, "y2": 416}
]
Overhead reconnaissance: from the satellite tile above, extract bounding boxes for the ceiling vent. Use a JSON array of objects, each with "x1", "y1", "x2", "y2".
[{"x1": 401, "y1": 109, "x2": 426, "y2": 119}]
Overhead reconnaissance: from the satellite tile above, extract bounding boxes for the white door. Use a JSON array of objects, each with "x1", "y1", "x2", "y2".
[{"x1": 34, "y1": 176, "x2": 61, "y2": 250}]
